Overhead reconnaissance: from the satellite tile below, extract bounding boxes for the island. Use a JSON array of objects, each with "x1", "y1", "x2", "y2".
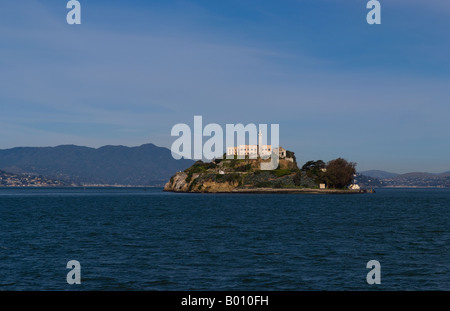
[{"x1": 164, "y1": 149, "x2": 370, "y2": 194}]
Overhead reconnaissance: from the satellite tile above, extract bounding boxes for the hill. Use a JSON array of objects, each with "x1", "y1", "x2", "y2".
[
  {"x1": 357, "y1": 171, "x2": 450, "y2": 188},
  {"x1": 395, "y1": 172, "x2": 436, "y2": 179},
  {"x1": 0, "y1": 144, "x2": 194, "y2": 186},
  {"x1": 164, "y1": 156, "x2": 304, "y2": 193},
  {"x1": 388, "y1": 172, "x2": 450, "y2": 187},
  {"x1": 359, "y1": 170, "x2": 399, "y2": 179},
  {"x1": 0, "y1": 169, "x2": 71, "y2": 187},
  {"x1": 164, "y1": 154, "x2": 366, "y2": 193}
]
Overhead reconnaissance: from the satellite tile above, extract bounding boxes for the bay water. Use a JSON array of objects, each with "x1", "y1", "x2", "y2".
[{"x1": 0, "y1": 187, "x2": 448, "y2": 290}]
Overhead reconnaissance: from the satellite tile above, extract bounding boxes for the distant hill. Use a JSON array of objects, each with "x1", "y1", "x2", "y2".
[
  {"x1": 359, "y1": 170, "x2": 399, "y2": 179},
  {"x1": 387, "y1": 171, "x2": 450, "y2": 187},
  {"x1": 359, "y1": 170, "x2": 450, "y2": 188},
  {"x1": 395, "y1": 172, "x2": 436, "y2": 179},
  {"x1": 0, "y1": 169, "x2": 70, "y2": 187},
  {"x1": 0, "y1": 144, "x2": 194, "y2": 186}
]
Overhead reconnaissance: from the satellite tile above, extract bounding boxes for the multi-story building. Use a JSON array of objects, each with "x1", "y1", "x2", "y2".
[{"x1": 226, "y1": 131, "x2": 286, "y2": 159}]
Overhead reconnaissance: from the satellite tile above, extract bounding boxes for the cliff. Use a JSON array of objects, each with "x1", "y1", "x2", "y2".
[{"x1": 164, "y1": 152, "x2": 323, "y2": 193}]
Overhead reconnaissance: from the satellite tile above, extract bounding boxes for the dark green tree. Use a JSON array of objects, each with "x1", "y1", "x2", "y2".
[
  {"x1": 301, "y1": 160, "x2": 326, "y2": 183},
  {"x1": 323, "y1": 158, "x2": 356, "y2": 189},
  {"x1": 301, "y1": 160, "x2": 325, "y2": 172},
  {"x1": 286, "y1": 150, "x2": 297, "y2": 165}
]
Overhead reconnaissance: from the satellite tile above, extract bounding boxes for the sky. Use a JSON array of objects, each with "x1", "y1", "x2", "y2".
[{"x1": 1, "y1": 0, "x2": 449, "y2": 173}]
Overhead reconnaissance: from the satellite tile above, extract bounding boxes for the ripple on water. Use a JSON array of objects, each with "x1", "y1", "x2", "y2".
[{"x1": 0, "y1": 187, "x2": 449, "y2": 290}]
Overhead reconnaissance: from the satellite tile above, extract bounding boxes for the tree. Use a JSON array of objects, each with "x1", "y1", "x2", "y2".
[
  {"x1": 324, "y1": 158, "x2": 356, "y2": 189},
  {"x1": 301, "y1": 160, "x2": 326, "y2": 183},
  {"x1": 301, "y1": 160, "x2": 325, "y2": 171},
  {"x1": 286, "y1": 150, "x2": 297, "y2": 164}
]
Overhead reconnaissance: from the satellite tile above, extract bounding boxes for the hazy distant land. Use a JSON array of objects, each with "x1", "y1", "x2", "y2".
[
  {"x1": 0, "y1": 144, "x2": 448, "y2": 188},
  {"x1": 0, "y1": 144, "x2": 193, "y2": 187}
]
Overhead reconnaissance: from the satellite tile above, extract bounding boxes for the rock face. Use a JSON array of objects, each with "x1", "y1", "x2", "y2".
[
  {"x1": 163, "y1": 170, "x2": 240, "y2": 193},
  {"x1": 164, "y1": 172, "x2": 189, "y2": 192},
  {"x1": 164, "y1": 152, "x2": 322, "y2": 193}
]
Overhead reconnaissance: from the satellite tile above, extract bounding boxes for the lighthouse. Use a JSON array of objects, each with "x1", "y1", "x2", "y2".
[{"x1": 258, "y1": 130, "x2": 263, "y2": 147}]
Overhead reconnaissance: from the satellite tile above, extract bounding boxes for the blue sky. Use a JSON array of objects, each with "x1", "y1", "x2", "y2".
[{"x1": 1, "y1": 0, "x2": 449, "y2": 173}]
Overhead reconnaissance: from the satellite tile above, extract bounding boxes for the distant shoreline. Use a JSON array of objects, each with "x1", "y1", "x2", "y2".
[
  {"x1": 0, "y1": 185, "x2": 164, "y2": 188},
  {"x1": 231, "y1": 188, "x2": 367, "y2": 194},
  {"x1": 163, "y1": 187, "x2": 373, "y2": 194},
  {"x1": 1, "y1": 186, "x2": 448, "y2": 191}
]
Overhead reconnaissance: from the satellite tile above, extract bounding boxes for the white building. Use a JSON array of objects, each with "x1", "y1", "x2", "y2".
[
  {"x1": 226, "y1": 131, "x2": 286, "y2": 159},
  {"x1": 349, "y1": 184, "x2": 360, "y2": 190}
]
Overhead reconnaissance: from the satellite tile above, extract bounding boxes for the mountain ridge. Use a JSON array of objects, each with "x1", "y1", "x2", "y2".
[
  {"x1": 0, "y1": 143, "x2": 194, "y2": 186},
  {"x1": 360, "y1": 170, "x2": 450, "y2": 179},
  {"x1": 359, "y1": 170, "x2": 399, "y2": 179}
]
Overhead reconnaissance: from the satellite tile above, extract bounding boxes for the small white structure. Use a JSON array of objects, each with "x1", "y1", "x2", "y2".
[
  {"x1": 349, "y1": 184, "x2": 360, "y2": 190},
  {"x1": 219, "y1": 170, "x2": 225, "y2": 175},
  {"x1": 319, "y1": 183, "x2": 326, "y2": 189}
]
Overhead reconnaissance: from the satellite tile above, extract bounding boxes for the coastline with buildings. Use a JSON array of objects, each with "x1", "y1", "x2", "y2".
[{"x1": 0, "y1": 170, "x2": 71, "y2": 187}]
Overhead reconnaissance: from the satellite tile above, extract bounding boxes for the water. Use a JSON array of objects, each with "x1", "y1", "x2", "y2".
[{"x1": 0, "y1": 187, "x2": 448, "y2": 290}]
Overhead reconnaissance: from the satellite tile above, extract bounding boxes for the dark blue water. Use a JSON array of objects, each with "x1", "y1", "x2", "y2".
[{"x1": 0, "y1": 187, "x2": 448, "y2": 290}]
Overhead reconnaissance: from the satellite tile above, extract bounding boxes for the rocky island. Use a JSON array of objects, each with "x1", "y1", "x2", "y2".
[{"x1": 164, "y1": 151, "x2": 366, "y2": 194}]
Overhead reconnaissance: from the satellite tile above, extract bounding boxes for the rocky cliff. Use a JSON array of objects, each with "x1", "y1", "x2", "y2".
[{"x1": 164, "y1": 153, "x2": 322, "y2": 193}]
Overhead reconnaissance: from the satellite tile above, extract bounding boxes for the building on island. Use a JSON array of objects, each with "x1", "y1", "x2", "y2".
[
  {"x1": 226, "y1": 130, "x2": 286, "y2": 159},
  {"x1": 348, "y1": 183, "x2": 361, "y2": 190}
]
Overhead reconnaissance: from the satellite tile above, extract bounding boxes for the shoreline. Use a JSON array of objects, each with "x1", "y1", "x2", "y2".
[
  {"x1": 164, "y1": 187, "x2": 373, "y2": 194},
  {"x1": 231, "y1": 188, "x2": 368, "y2": 194}
]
